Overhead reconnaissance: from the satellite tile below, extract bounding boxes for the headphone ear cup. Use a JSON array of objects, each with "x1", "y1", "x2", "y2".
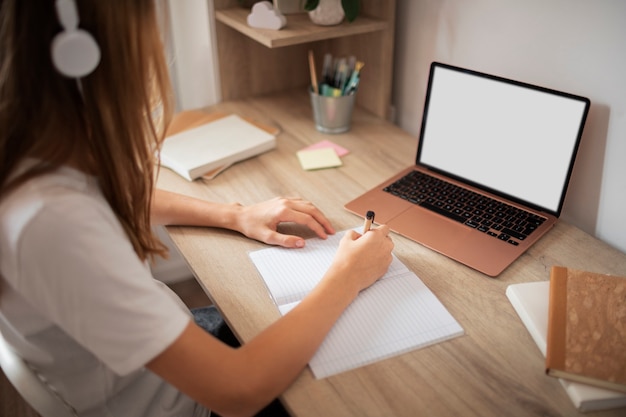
[{"x1": 51, "y1": 28, "x2": 100, "y2": 78}]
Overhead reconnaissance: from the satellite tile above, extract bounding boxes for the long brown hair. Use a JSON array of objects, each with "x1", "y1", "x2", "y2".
[{"x1": 0, "y1": 1, "x2": 174, "y2": 261}]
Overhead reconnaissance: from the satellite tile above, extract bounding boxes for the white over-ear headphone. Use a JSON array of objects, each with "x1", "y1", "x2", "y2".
[{"x1": 51, "y1": 0, "x2": 100, "y2": 78}]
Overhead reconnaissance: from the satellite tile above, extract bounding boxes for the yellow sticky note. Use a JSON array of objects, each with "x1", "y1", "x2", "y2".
[{"x1": 296, "y1": 148, "x2": 342, "y2": 170}]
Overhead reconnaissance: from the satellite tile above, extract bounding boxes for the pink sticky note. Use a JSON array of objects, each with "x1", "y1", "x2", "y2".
[{"x1": 301, "y1": 140, "x2": 350, "y2": 157}]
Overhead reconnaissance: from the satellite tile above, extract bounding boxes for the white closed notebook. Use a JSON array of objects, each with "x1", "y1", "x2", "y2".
[
  {"x1": 160, "y1": 114, "x2": 276, "y2": 181},
  {"x1": 249, "y1": 228, "x2": 464, "y2": 379}
]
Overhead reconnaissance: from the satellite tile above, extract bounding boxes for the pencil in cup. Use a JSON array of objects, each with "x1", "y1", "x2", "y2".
[{"x1": 308, "y1": 50, "x2": 319, "y2": 94}]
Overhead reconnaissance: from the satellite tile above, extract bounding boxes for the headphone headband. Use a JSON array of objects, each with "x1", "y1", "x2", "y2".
[{"x1": 51, "y1": 0, "x2": 100, "y2": 78}]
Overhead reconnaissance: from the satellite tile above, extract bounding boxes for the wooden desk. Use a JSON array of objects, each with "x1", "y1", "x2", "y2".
[{"x1": 157, "y1": 91, "x2": 626, "y2": 417}]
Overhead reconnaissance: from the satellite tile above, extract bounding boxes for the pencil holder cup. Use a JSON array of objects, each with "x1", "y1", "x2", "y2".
[{"x1": 309, "y1": 89, "x2": 356, "y2": 134}]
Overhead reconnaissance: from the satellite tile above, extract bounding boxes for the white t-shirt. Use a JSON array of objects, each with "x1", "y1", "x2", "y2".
[{"x1": 0, "y1": 164, "x2": 210, "y2": 417}]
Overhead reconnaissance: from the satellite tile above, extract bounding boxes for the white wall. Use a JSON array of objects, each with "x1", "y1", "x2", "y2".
[
  {"x1": 166, "y1": 0, "x2": 221, "y2": 110},
  {"x1": 393, "y1": 0, "x2": 626, "y2": 253}
]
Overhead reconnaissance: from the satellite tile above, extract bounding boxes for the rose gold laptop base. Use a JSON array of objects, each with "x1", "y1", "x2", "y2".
[{"x1": 344, "y1": 166, "x2": 557, "y2": 277}]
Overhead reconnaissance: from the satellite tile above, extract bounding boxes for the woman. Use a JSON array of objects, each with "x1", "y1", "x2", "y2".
[{"x1": 0, "y1": 1, "x2": 393, "y2": 417}]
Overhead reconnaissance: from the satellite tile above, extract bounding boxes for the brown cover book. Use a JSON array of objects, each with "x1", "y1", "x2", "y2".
[{"x1": 546, "y1": 266, "x2": 626, "y2": 393}]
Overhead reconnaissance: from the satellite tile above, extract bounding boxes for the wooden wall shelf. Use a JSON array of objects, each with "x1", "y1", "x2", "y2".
[
  {"x1": 215, "y1": 8, "x2": 387, "y2": 48},
  {"x1": 213, "y1": 1, "x2": 396, "y2": 120}
]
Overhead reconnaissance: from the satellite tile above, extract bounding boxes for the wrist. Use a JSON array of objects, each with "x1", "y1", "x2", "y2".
[
  {"x1": 321, "y1": 263, "x2": 361, "y2": 303},
  {"x1": 220, "y1": 202, "x2": 244, "y2": 231}
]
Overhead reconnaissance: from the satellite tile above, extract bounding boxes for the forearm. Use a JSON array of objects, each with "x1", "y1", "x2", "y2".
[
  {"x1": 148, "y1": 265, "x2": 360, "y2": 417},
  {"x1": 151, "y1": 188, "x2": 241, "y2": 229},
  {"x1": 232, "y1": 231, "x2": 393, "y2": 406},
  {"x1": 151, "y1": 190, "x2": 335, "y2": 247},
  {"x1": 234, "y1": 267, "x2": 359, "y2": 403}
]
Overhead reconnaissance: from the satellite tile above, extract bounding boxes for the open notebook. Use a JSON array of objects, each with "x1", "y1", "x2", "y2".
[{"x1": 249, "y1": 228, "x2": 464, "y2": 379}]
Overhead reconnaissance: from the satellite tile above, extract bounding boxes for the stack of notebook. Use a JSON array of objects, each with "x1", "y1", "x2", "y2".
[{"x1": 506, "y1": 268, "x2": 626, "y2": 412}]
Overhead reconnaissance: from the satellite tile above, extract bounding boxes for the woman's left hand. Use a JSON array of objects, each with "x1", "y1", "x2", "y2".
[{"x1": 232, "y1": 197, "x2": 335, "y2": 248}]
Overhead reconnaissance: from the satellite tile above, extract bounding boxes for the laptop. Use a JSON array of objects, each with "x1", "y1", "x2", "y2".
[{"x1": 345, "y1": 62, "x2": 590, "y2": 277}]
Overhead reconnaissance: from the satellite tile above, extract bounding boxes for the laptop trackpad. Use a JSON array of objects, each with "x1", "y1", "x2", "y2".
[
  {"x1": 387, "y1": 206, "x2": 469, "y2": 254},
  {"x1": 387, "y1": 205, "x2": 519, "y2": 276}
]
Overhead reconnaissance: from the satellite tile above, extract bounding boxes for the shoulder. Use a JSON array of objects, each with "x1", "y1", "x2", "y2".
[
  {"x1": 1, "y1": 166, "x2": 120, "y2": 249},
  {"x1": 0, "y1": 166, "x2": 130, "y2": 291}
]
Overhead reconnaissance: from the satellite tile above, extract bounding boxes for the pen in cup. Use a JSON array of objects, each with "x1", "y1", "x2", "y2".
[
  {"x1": 343, "y1": 61, "x2": 364, "y2": 95},
  {"x1": 363, "y1": 210, "x2": 375, "y2": 234},
  {"x1": 321, "y1": 53, "x2": 333, "y2": 85}
]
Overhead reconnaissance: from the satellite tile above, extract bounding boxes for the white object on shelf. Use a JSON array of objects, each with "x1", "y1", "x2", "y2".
[{"x1": 247, "y1": 1, "x2": 287, "y2": 30}]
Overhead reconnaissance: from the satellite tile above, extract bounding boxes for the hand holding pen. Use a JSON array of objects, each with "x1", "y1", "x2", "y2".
[{"x1": 331, "y1": 210, "x2": 392, "y2": 292}]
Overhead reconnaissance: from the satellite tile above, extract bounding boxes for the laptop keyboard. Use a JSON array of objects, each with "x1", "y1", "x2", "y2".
[{"x1": 383, "y1": 170, "x2": 546, "y2": 246}]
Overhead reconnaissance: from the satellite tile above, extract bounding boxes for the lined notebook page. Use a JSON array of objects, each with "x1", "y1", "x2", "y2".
[{"x1": 249, "y1": 229, "x2": 464, "y2": 379}]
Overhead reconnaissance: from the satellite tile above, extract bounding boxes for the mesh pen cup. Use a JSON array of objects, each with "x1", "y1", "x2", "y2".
[{"x1": 309, "y1": 90, "x2": 356, "y2": 134}]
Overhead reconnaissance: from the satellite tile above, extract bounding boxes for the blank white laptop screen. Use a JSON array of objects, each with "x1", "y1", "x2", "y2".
[{"x1": 418, "y1": 66, "x2": 588, "y2": 214}]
